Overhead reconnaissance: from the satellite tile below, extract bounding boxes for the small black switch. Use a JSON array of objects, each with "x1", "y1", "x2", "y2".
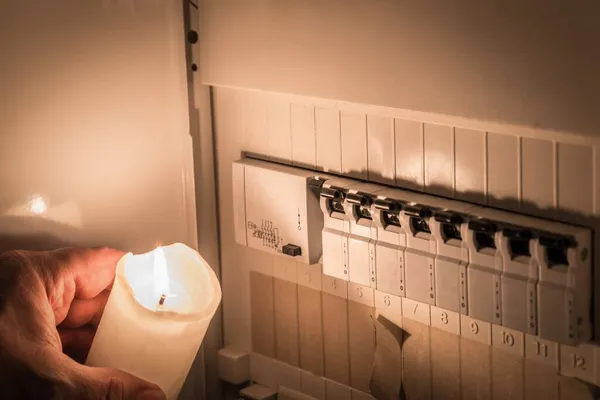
[{"x1": 282, "y1": 244, "x2": 302, "y2": 257}]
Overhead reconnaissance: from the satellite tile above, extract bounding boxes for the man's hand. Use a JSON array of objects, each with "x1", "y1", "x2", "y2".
[{"x1": 0, "y1": 248, "x2": 166, "y2": 400}]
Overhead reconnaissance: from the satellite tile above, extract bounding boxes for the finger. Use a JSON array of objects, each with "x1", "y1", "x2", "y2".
[
  {"x1": 59, "y1": 290, "x2": 110, "y2": 328},
  {"x1": 69, "y1": 363, "x2": 166, "y2": 400},
  {"x1": 53, "y1": 247, "x2": 126, "y2": 299},
  {"x1": 59, "y1": 326, "x2": 96, "y2": 363}
]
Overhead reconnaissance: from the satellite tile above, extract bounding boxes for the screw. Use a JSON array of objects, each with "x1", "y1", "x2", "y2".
[{"x1": 187, "y1": 30, "x2": 199, "y2": 44}]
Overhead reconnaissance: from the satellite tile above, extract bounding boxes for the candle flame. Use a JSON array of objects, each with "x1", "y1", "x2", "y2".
[{"x1": 153, "y1": 247, "x2": 170, "y2": 299}]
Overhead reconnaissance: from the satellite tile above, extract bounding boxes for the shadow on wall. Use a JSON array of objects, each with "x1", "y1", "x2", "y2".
[
  {"x1": 245, "y1": 150, "x2": 596, "y2": 224},
  {"x1": 0, "y1": 216, "x2": 123, "y2": 253},
  {"x1": 242, "y1": 151, "x2": 600, "y2": 338}
]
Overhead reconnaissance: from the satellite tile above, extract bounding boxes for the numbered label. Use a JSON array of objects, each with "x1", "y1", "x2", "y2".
[
  {"x1": 356, "y1": 286, "x2": 364, "y2": 298},
  {"x1": 560, "y1": 344, "x2": 595, "y2": 382},
  {"x1": 492, "y1": 325, "x2": 523, "y2": 355},
  {"x1": 440, "y1": 312, "x2": 449, "y2": 324},
  {"x1": 470, "y1": 321, "x2": 479, "y2": 334},
  {"x1": 573, "y1": 355, "x2": 586, "y2": 368},
  {"x1": 383, "y1": 295, "x2": 391, "y2": 307},
  {"x1": 431, "y1": 306, "x2": 459, "y2": 334},
  {"x1": 323, "y1": 275, "x2": 347, "y2": 298},
  {"x1": 535, "y1": 341, "x2": 548, "y2": 357},
  {"x1": 375, "y1": 291, "x2": 402, "y2": 327},
  {"x1": 501, "y1": 331, "x2": 515, "y2": 346},
  {"x1": 402, "y1": 298, "x2": 431, "y2": 325},
  {"x1": 525, "y1": 335, "x2": 558, "y2": 368},
  {"x1": 298, "y1": 264, "x2": 322, "y2": 290},
  {"x1": 461, "y1": 316, "x2": 491, "y2": 345},
  {"x1": 348, "y1": 283, "x2": 374, "y2": 306}
]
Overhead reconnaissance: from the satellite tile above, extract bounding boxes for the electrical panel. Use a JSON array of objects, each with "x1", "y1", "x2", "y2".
[{"x1": 232, "y1": 157, "x2": 593, "y2": 346}]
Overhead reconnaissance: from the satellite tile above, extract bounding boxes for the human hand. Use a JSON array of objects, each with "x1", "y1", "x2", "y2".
[{"x1": 0, "y1": 247, "x2": 166, "y2": 400}]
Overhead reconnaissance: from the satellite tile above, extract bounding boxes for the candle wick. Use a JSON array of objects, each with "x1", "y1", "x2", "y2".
[{"x1": 159, "y1": 293, "x2": 167, "y2": 306}]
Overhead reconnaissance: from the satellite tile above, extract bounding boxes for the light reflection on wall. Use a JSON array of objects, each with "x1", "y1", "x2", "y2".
[
  {"x1": 29, "y1": 195, "x2": 48, "y2": 215},
  {"x1": 4, "y1": 195, "x2": 83, "y2": 229},
  {"x1": 0, "y1": 1, "x2": 193, "y2": 254}
]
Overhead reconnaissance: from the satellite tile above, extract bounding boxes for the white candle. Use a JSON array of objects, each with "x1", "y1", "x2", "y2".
[{"x1": 86, "y1": 243, "x2": 221, "y2": 399}]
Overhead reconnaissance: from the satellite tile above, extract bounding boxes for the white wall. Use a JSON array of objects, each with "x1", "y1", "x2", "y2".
[
  {"x1": 0, "y1": 0, "x2": 195, "y2": 252},
  {"x1": 201, "y1": 1, "x2": 600, "y2": 138},
  {"x1": 0, "y1": 1, "x2": 206, "y2": 398}
]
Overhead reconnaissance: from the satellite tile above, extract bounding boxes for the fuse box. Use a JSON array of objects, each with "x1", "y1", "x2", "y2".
[{"x1": 232, "y1": 157, "x2": 593, "y2": 346}]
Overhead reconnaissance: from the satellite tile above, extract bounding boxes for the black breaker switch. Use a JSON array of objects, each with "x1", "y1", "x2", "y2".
[{"x1": 282, "y1": 244, "x2": 302, "y2": 257}]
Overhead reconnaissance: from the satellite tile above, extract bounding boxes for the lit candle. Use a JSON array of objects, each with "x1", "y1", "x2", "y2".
[{"x1": 86, "y1": 243, "x2": 221, "y2": 399}]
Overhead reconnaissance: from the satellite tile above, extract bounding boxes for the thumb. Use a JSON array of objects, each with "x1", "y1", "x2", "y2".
[{"x1": 68, "y1": 364, "x2": 166, "y2": 400}]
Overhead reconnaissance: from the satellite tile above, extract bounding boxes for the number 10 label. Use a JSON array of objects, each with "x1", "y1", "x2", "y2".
[{"x1": 492, "y1": 325, "x2": 524, "y2": 356}]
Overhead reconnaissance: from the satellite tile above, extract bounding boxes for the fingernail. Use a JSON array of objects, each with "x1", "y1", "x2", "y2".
[{"x1": 137, "y1": 388, "x2": 166, "y2": 400}]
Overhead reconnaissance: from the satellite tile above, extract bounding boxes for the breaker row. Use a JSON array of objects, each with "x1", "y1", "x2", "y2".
[
  {"x1": 231, "y1": 158, "x2": 592, "y2": 346},
  {"x1": 315, "y1": 176, "x2": 591, "y2": 346}
]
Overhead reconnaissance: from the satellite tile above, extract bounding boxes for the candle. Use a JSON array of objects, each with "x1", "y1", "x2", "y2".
[{"x1": 86, "y1": 243, "x2": 221, "y2": 399}]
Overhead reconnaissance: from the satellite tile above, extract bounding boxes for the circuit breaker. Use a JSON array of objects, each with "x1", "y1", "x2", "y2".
[
  {"x1": 430, "y1": 208, "x2": 469, "y2": 316},
  {"x1": 341, "y1": 183, "x2": 382, "y2": 288},
  {"x1": 399, "y1": 201, "x2": 437, "y2": 305},
  {"x1": 534, "y1": 232, "x2": 586, "y2": 344},
  {"x1": 465, "y1": 218, "x2": 503, "y2": 326},
  {"x1": 318, "y1": 178, "x2": 355, "y2": 281},
  {"x1": 497, "y1": 225, "x2": 538, "y2": 334},
  {"x1": 232, "y1": 157, "x2": 593, "y2": 346},
  {"x1": 371, "y1": 189, "x2": 406, "y2": 297}
]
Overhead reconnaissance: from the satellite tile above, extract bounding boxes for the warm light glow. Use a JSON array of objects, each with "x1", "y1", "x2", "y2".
[
  {"x1": 30, "y1": 196, "x2": 47, "y2": 215},
  {"x1": 153, "y1": 247, "x2": 170, "y2": 301}
]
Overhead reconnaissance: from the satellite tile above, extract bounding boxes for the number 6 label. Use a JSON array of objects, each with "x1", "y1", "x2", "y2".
[{"x1": 383, "y1": 295, "x2": 391, "y2": 307}]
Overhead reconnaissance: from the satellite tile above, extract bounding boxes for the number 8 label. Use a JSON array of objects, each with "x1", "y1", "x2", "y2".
[{"x1": 440, "y1": 312, "x2": 449, "y2": 324}]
